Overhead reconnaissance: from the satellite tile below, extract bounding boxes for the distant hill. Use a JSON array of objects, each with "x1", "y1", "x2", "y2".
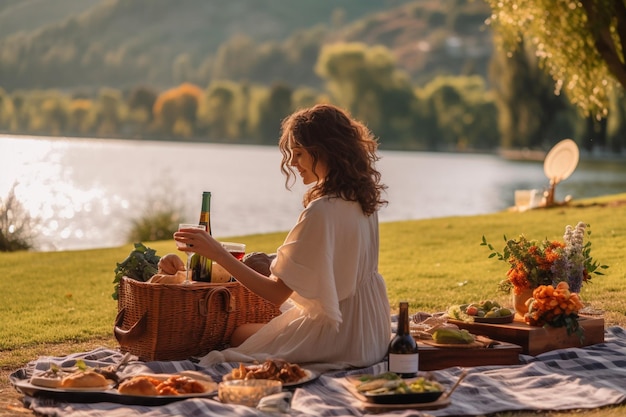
[
  {"x1": 0, "y1": 0, "x2": 100, "y2": 38},
  {"x1": 0, "y1": 0, "x2": 492, "y2": 92},
  {"x1": 335, "y1": 1, "x2": 493, "y2": 85}
]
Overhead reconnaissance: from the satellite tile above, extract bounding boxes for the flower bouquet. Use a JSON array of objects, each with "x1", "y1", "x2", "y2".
[
  {"x1": 481, "y1": 221, "x2": 608, "y2": 336},
  {"x1": 526, "y1": 282, "x2": 584, "y2": 338}
]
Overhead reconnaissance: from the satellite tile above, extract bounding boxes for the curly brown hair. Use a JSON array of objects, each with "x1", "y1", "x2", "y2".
[{"x1": 278, "y1": 104, "x2": 387, "y2": 215}]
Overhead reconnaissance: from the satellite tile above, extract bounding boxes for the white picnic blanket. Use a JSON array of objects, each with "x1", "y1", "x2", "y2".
[{"x1": 11, "y1": 326, "x2": 626, "y2": 416}]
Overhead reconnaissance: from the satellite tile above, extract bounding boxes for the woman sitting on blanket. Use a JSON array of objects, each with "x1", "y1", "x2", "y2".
[{"x1": 175, "y1": 103, "x2": 391, "y2": 372}]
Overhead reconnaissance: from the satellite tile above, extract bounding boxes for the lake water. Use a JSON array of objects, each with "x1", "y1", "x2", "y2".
[{"x1": 2, "y1": 135, "x2": 625, "y2": 252}]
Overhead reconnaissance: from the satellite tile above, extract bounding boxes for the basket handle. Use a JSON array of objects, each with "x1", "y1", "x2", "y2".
[
  {"x1": 198, "y1": 286, "x2": 235, "y2": 350},
  {"x1": 198, "y1": 286, "x2": 235, "y2": 316},
  {"x1": 114, "y1": 308, "x2": 148, "y2": 345}
]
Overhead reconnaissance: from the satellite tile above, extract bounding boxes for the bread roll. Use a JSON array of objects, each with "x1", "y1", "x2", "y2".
[
  {"x1": 60, "y1": 371, "x2": 109, "y2": 388},
  {"x1": 149, "y1": 270, "x2": 186, "y2": 284},
  {"x1": 118, "y1": 376, "x2": 159, "y2": 396},
  {"x1": 157, "y1": 253, "x2": 185, "y2": 275}
]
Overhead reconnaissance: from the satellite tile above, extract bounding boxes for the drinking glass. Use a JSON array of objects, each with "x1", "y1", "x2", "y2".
[
  {"x1": 221, "y1": 242, "x2": 246, "y2": 261},
  {"x1": 176, "y1": 223, "x2": 206, "y2": 284}
]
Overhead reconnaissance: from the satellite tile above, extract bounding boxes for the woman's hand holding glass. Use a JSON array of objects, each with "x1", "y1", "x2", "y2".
[
  {"x1": 174, "y1": 225, "x2": 230, "y2": 271},
  {"x1": 175, "y1": 223, "x2": 206, "y2": 284}
]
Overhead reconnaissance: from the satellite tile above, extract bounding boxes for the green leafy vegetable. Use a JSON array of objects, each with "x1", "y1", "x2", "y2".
[
  {"x1": 355, "y1": 373, "x2": 443, "y2": 395},
  {"x1": 75, "y1": 359, "x2": 88, "y2": 371},
  {"x1": 112, "y1": 242, "x2": 160, "y2": 300}
]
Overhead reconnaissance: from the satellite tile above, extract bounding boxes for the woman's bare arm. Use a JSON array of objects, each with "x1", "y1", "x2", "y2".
[{"x1": 174, "y1": 228, "x2": 292, "y2": 305}]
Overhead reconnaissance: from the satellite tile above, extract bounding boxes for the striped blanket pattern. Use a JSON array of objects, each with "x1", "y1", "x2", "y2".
[{"x1": 10, "y1": 326, "x2": 626, "y2": 416}]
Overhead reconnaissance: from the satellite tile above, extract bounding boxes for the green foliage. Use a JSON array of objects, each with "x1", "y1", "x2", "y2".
[
  {"x1": 125, "y1": 181, "x2": 184, "y2": 246},
  {"x1": 2, "y1": 1, "x2": 626, "y2": 152},
  {"x1": 257, "y1": 82, "x2": 293, "y2": 143},
  {"x1": 315, "y1": 42, "x2": 418, "y2": 147},
  {"x1": 127, "y1": 210, "x2": 181, "y2": 246},
  {"x1": 488, "y1": 42, "x2": 575, "y2": 149},
  {"x1": 417, "y1": 75, "x2": 499, "y2": 150},
  {"x1": 0, "y1": 183, "x2": 38, "y2": 252},
  {"x1": 199, "y1": 80, "x2": 246, "y2": 141},
  {"x1": 112, "y1": 242, "x2": 160, "y2": 300},
  {"x1": 486, "y1": 0, "x2": 625, "y2": 119},
  {"x1": 0, "y1": 0, "x2": 415, "y2": 91}
]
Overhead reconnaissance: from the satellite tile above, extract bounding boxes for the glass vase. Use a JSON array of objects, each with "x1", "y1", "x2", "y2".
[{"x1": 513, "y1": 287, "x2": 535, "y2": 317}]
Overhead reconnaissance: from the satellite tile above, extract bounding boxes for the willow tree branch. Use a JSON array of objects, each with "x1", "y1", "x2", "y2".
[{"x1": 580, "y1": 0, "x2": 626, "y2": 88}]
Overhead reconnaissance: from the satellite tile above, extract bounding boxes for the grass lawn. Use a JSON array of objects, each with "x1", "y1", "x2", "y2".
[{"x1": 1, "y1": 193, "x2": 625, "y2": 416}]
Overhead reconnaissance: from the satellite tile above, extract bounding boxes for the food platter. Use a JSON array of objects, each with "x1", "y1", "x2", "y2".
[
  {"x1": 222, "y1": 367, "x2": 318, "y2": 388},
  {"x1": 13, "y1": 373, "x2": 218, "y2": 406},
  {"x1": 14, "y1": 379, "x2": 216, "y2": 405},
  {"x1": 343, "y1": 376, "x2": 450, "y2": 411},
  {"x1": 543, "y1": 138, "x2": 579, "y2": 183}
]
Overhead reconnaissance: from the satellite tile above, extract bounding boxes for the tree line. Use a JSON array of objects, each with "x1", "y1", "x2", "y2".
[{"x1": 0, "y1": 42, "x2": 624, "y2": 153}]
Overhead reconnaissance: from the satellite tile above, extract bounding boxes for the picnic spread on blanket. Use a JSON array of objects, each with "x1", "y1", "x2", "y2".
[
  {"x1": 11, "y1": 320, "x2": 626, "y2": 416},
  {"x1": 12, "y1": 218, "x2": 623, "y2": 415}
]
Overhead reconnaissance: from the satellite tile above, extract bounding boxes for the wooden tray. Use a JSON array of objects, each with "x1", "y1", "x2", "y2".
[
  {"x1": 416, "y1": 340, "x2": 522, "y2": 370},
  {"x1": 449, "y1": 316, "x2": 604, "y2": 356}
]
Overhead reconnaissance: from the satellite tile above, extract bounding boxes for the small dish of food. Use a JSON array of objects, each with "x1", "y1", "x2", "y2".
[{"x1": 218, "y1": 379, "x2": 283, "y2": 407}]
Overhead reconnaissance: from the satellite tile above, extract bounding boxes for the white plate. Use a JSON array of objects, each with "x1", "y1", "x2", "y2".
[
  {"x1": 543, "y1": 139, "x2": 579, "y2": 183},
  {"x1": 14, "y1": 378, "x2": 217, "y2": 405},
  {"x1": 16, "y1": 379, "x2": 115, "y2": 394},
  {"x1": 283, "y1": 369, "x2": 318, "y2": 388}
]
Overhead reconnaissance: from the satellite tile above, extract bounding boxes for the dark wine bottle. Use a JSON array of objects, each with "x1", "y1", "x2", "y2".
[
  {"x1": 387, "y1": 301, "x2": 419, "y2": 377},
  {"x1": 191, "y1": 191, "x2": 213, "y2": 282}
]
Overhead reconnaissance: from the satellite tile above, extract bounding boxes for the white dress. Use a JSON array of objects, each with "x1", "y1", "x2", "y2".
[{"x1": 199, "y1": 196, "x2": 391, "y2": 372}]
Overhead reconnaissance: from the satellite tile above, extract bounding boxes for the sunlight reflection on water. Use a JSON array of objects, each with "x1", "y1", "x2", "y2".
[{"x1": 2, "y1": 135, "x2": 625, "y2": 252}]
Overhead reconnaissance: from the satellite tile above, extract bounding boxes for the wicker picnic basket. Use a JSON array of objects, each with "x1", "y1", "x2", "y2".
[{"x1": 114, "y1": 276, "x2": 281, "y2": 361}]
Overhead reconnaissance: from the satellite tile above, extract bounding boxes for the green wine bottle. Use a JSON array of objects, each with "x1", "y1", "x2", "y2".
[{"x1": 191, "y1": 191, "x2": 213, "y2": 282}]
